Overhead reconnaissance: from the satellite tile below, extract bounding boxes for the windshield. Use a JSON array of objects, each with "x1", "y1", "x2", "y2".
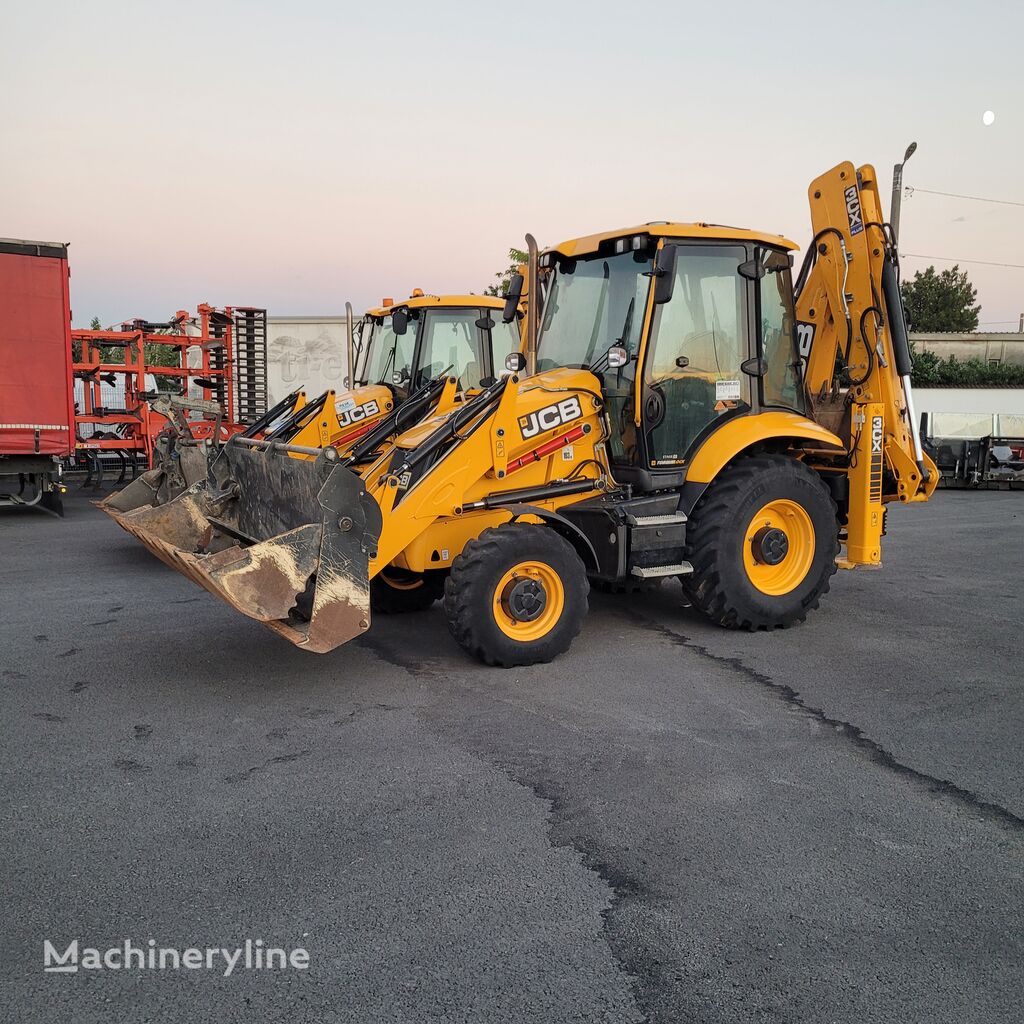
[
  {"x1": 416, "y1": 308, "x2": 520, "y2": 390},
  {"x1": 537, "y1": 250, "x2": 651, "y2": 371},
  {"x1": 353, "y1": 319, "x2": 375, "y2": 383},
  {"x1": 357, "y1": 313, "x2": 417, "y2": 386}
]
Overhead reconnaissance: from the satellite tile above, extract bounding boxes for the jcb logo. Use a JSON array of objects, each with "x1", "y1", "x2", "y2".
[
  {"x1": 871, "y1": 416, "x2": 883, "y2": 454},
  {"x1": 337, "y1": 399, "x2": 380, "y2": 427},
  {"x1": 795, "y1": 322, "x2": 815, "y2": 359},
  {"x1": 518, "y1": 396, "x2": 582, "y2": 440},
  {"x1": 844, "y1": 185, "x2": 864, "y2": 236}
]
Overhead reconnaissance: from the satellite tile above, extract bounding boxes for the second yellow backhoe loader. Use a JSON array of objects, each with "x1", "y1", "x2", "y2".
[
  {"x1": 101, "y1": 292, "x2": 521, "y2": 513},
  {"x1": 107, "y1": 159, "x2": 936, "y2": 665},
  {"x1": 267, "y1": 291, "x2": 522, "y2": 454}
]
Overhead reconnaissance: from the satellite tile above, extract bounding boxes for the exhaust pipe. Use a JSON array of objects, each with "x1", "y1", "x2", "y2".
[
  {"x1": 345, "y1": 301, "x2": 356, "y2": 388},
  {"x1": 525, "y1": 233, "x2": 539, "y2": 377}
]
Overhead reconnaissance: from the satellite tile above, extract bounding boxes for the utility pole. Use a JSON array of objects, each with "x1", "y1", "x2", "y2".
[{"x1": 890, "y1": 141, "x2": 918, "y2": 244}]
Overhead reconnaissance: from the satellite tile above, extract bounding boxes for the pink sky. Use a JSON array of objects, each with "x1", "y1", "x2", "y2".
[{"x1": 4, "y1": 1, "x2": 1021, "y2": 329}]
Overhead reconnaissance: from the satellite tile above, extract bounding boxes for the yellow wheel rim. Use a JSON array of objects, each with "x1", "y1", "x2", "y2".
[
  {"x1": 492, "y1": 560, "x2": 565, "y2": 642},
  {"x1": 742, "y1": 499, "x2": 815, "y2": 596},
  {"x1": 380, "y1": 569, "x2": 423, "y2": 591}
]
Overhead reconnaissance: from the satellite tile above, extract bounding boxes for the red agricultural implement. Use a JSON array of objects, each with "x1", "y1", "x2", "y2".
[{"x1": 72, "y1": 304, "x2": 269, "y2": 491}]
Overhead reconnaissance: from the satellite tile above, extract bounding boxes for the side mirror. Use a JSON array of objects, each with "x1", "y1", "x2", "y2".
[
  {"x1": 653, "y1": 245, "x2": 677, "y2": 304},
  {"x1": 392, "y1": 309, "x2": 409, "y2": 336},
  {"x1": 738, "y1": 256, "x2": 765, "y2": 280},
  {"x1": 741, "y1": 249, "x2": 793, "y2": 279},
  {"x1": 765, "y1": 249, "x2": 793, "y2": 272},
  {"x1": 475, "y1": 315, "x2": 495, "y2": 330},
  {"x1": 503, "y1": 273, "x2": 524, "y2": 323},
  {"x1": 606, "y1": 345, "x2": 628, "y2": 369},
  {"x1": 504, "y1": 351, "x2": 527, "y2": 373}
]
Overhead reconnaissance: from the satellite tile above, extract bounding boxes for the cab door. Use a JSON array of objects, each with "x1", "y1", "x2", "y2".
[{"x1": 641, "y1": 243, "x2": 753, "y2": 467}]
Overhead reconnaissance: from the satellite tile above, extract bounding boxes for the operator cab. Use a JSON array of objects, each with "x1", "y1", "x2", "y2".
[
  {"x1": 535, "y1": 225, "x2": 806, "y2": 492},
  {"x1": 357, "y1": 295, "x2": 521, "y2": 402}
]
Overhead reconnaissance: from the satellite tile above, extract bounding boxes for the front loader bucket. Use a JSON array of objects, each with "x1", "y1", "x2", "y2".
[{"x1": 104, "y1": 439, "x2": 382, "y2": 653}]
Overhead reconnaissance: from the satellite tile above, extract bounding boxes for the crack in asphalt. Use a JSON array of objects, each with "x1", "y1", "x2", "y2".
[
  {"x1": 629, "y1": 612, "x2": 1024, "y2": 834},
  {"x1": 357, "y1": 641, "x2": 653, "y2": 1022},
  {"x1": 505, "y1": 767, "x2": 654, "y2": 1024},
  {"x1": 223, "y1": 750, "x2": 311, "y2": 784}
]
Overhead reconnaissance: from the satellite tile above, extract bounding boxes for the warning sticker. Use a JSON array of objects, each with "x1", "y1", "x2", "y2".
[{"x1": 715, "y1": 379, "x2": 742, "y2": 401}]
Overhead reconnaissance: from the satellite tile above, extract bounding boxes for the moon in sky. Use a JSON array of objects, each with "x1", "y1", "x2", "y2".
[{"x1": 982, "y1": 110, "x2": 996, "y2": 126}]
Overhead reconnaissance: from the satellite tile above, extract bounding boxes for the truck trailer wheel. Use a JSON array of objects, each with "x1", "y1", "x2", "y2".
[
  {"x1": 443, "y1": 524, "x2": 588, "y2": 667},
  {"x1": 681, "y1": 454, "x2": 839, "y2": 630},
  {"x1": 371, "y1": 568, "x2": 446, "y2": 614}
]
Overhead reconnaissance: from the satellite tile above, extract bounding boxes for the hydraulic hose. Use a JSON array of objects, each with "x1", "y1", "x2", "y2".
[{"x1": 881, "y1": 253, "x2": 930, "y2": 483}]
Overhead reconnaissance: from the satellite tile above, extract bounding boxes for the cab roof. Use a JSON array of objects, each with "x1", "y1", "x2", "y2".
[
  {"x1": 373, "y1": 293, "x2": 505, "y2": 315},
  {"x1": 547, "y1": 222, "x2": 797, "y2": 258}
]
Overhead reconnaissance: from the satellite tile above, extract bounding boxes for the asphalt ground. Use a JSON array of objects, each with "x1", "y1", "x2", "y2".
[{"x1": 1, "y1": 487, "x2": 1021, "y2": 1023}]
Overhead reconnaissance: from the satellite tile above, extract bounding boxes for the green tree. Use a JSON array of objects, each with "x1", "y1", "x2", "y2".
[
  {"x1": 900, "y1": 264, "x2": 980, "y2": 332},
  {"x1": 72, "y1": 316, "x2": 103, "y2": 361},
  {"x1": 484, "y1": 247, "x2": 529, "y2": 296},
  {"x1": 910, "y1": 342, "x2": 1024, "y2": 387}
]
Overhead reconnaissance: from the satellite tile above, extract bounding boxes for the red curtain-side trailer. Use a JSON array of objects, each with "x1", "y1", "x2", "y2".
[{"x1": 0, "y1": 238, "x2": 74, "y2": 515}]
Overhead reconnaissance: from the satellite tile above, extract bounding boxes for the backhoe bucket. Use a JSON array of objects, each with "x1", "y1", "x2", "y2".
[{"x1": 104, "y1": 438, "x2": 382, "y2": 653}]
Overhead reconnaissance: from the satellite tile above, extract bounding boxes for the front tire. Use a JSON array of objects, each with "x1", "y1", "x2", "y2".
[
  {"x1": 682, "y1": 454, "x2": 839, "y2": 630},
  {"x1": 443, "y1": 524, "x2": 588, "y2": 667}
]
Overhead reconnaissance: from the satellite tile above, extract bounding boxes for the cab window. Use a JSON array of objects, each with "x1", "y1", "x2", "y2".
[
  {"x1": 758, "y1": 256, "x2": 806, "y2": 412},
  {"x1": 488, "y1": 312, "x2": 521, "y2": 380},
  {"x1": 417, "y1": 309, "x2": 481, "y2": 388},
  {"x1": 359, "y1": 313, "x2": 417, "y2": 387}
]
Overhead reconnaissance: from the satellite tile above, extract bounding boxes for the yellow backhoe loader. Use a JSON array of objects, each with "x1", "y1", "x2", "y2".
[
  {"x1": 101, "y1": 292, "x2": 521, "y2": 515},
  {"x1": 107, "y1": 159, "x2": 936, "y2": 664},
  {"x1": 267, "y1": 291, "x2": 522, "y2": 455}
]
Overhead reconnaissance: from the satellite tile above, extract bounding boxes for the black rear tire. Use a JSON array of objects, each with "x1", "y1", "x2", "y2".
[
  {"x1": 371, "y1": 568, "x2": 446, "y2": 614},
  {"x1": 443, "y1": 523, "x2": 588, "y2": 667},
  {"x1": 681, "y1": 454, "x2": 839, "y2": 630}
]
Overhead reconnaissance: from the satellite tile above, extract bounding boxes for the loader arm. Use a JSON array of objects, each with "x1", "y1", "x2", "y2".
[
  {"x1": 362, "y1": 368, "x2": 608, "y2": 576},
  {"x1": 795, "y1": 161, "x2": 937, "y2": 565}
]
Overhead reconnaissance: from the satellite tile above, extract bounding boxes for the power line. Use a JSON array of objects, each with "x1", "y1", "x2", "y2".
[
  {"x1": 902, "y1": 253, "x2": 1024, "y2": 270},
  {"x1": 906, "y1": 186, "x2": 1024, "y2": 208}
]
